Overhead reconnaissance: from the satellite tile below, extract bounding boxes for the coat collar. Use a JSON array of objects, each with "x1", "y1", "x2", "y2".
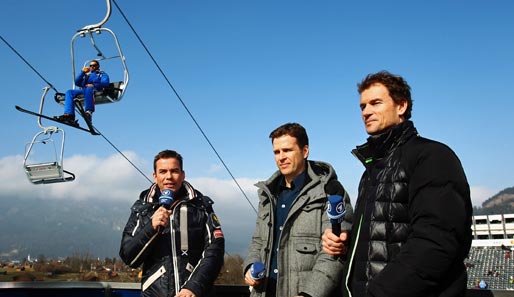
[
  {"x1": 144, "y1": 180, "x2": 197, "y2": 204},
  {"x1": 255, "y1": 160, "x2": 335, "y2": 203},
  {"x1": 352, "y1": 120, "x2": 418, "y2": 166}
]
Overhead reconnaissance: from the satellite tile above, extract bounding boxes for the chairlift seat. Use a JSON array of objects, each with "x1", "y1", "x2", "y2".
[
  {"x1": 54, "y1": 81, "x2": 124, "y2": 105},
  {"x1": 25, "y1": 161, "x2": 62, "y2": 180},
  {"x1": 24, "y1": 161, "x2": 74, "y2": 184},
  {"x1": 22, "y1": 128, "x2": 76, "y2": 185}
]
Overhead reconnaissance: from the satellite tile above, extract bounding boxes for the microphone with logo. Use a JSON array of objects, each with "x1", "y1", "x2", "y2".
[
  {"x1": 157, "y1": 189, "x2": 174, "y2": 233},
  {"x1": 250, "y1": 261, "x2": 265, "y2": 280},
  {"x1": 327, "y1": 195, "x2": 346, "y2": 236},
  {"x1": 159, "y1": 189, "x2": 174, "y2": 210},
  {"x1": 248, "y1": 261, "x2": 265, "y2": 292}
]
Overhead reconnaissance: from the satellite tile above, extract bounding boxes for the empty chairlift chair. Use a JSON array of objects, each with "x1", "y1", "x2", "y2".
[
  {"x1": 22, "y1": 86, "x2": 75, "y2": 185},
  {"x1": 23, "y1": 126, "x2": 75, "y2": 184}
]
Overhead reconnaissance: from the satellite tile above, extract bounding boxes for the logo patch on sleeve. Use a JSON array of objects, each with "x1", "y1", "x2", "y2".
[
  {"x1": 214, "y1": 229, "x2": 224, "y2": 239},
  {"x1": 210, "y1": 213, "x2": 222, "y2": 229}
]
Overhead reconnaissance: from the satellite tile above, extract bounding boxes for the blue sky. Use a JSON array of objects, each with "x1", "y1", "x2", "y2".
[{"x1": 1, "y1": 0, "x2": 514, "y2": 255}]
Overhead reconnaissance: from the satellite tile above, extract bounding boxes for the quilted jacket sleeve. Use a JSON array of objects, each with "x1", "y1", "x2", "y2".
[{"x1": 119, "y1": 199, "x2": 159, "y2": 268}]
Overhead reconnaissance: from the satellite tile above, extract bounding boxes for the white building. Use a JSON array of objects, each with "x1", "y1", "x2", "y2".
[{"x1": 472, "y1": 213, "x2": 514, "y2": 248}]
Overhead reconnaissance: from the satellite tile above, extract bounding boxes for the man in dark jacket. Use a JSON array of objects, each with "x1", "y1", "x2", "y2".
[
  {"x1": 119, "y1": 149, "x2": 225, "y2": 297},
  {"x1": 322, "y1": 71, "x2": 472, "y2": 297}
]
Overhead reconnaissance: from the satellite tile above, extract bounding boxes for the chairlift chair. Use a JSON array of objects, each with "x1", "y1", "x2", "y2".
[
  {"x1": 23, "y1": 128, "x2": 75, "y2": 185},
  {"x1": 23, "y1": 87, "x2": 75, "y2": 184},
  {"x1": 54, "y1": 3, "x2": 129, "y2": 108}
]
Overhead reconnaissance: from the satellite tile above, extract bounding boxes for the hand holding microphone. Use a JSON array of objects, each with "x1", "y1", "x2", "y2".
[
  {"x1": 250, "y1": 262, "x2": 265, "y2": 280},
  {"x1": 152, "y1": 189, "x2": 174, "y2": 231},
  {"x1": 245, "y1": 261, "x2": 265, "y2": 292},
  {"x1": 323, "y1": 195, "x2": 348, "y2": 257}
]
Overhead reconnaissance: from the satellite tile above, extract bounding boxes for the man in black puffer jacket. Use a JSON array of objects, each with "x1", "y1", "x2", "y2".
[
  {"x1": 322, "y1": 71, "x2": 472, "y2": 297},
  {"x1": 120, "y1": 150, "x2": 225, "y2": 297}
]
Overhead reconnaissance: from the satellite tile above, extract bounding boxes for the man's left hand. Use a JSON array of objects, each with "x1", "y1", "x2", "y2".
[{"x1": 176, "y1": 288, "x2": 196, "y2": 297}]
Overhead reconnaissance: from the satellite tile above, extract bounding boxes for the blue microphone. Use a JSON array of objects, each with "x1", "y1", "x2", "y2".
[
  {"x1": 250, "y1": 261, "x2": 266, "y2": 280},
  {"x1": 327, "y1": 195, "x2": 346, "y2": 236},
  {"x1": 159, "y1": 189, "x2": 174, "y2": 209}
]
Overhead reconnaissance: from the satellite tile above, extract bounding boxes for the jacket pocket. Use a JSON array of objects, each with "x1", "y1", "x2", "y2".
[
  {"x1": 130, "y1": 201, "x2": 153, "y2": 236},
  {"x1": 142, "y1": 265, "x2": 166, "y2": 292},
  {"x1": 291, "y1": 240, "x2": 318, "y2": 272},
  {"x1": 256, "y1": 208, "x2": 271, "y2": 239},
  {"x1": 295, "y1": 242, "x2": 317, "y2": 254},
  {"x1": 258, "y1": 208, "x2": 270, "y2": 220}
]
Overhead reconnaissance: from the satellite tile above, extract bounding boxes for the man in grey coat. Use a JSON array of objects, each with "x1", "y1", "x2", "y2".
[{"x1": 244, "y1": 122, "x2": 353, "y2": 297}]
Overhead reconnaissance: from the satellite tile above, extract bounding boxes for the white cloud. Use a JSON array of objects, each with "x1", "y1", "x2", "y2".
[
  {"x1": 0, "y1": 155, "x2": 27, "y2": 193},
  {"x1": 1, "y1": 153, "x2": 498, "y2": 255},
  {"x1": 205, "y1": 163, "x2": 223, "y2": 175},
  {"x1": 0, "y1": 153, "x2": 260, "y2": 256},
  {"x1": 470, "y1": 186, "x2": 498, "y2": 207},
  {"x1": 188, "y1": 177, "x2": 259, "y2": 256},
  {"x1": 0, "y1": 249, "x2": 19, "y2": 257},
  {"x1": 0, "y1": 152, "x2": 150, "y2": 201}
]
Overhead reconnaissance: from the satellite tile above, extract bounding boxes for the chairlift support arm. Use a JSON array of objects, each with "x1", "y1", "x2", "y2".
[
  {"x1": 78, "y1": 0, "x2": 112, "y2": 32},
  {"x1": 36, "y1": 86, "x2": 59, "y2": 132}
]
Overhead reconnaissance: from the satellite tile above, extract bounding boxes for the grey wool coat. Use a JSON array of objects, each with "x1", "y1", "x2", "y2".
[{"x1": 244, "y1": 160, "x2": 353, "y2": 297}]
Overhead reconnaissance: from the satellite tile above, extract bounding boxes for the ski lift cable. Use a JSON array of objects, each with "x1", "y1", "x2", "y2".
[
  {"x1": 2, "y1": 35, "x2": 152, "y2": 185},
  {"x1": 96, "y1": 130, "x2": 153, "y2": 184},
  {"x1": 112, "y1": 0, "x2": 258, "y2": 214},
  {"x1": 0, "y1": 35, "x2": 58, "y2": 93}
]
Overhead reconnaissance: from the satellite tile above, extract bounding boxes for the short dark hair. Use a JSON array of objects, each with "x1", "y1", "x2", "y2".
[
  {"x1": 357, "y1": 70, "x2": 413, "y2": 119},
  {"x1": 153, "y1": 150, "x2": 183, "y2": 172},
  {"x1": 90, "y1": 60, "x2": 100, "y2": 67},
  {"x1": 269, "y1": 123, "x2": 309, "y2": 148}
]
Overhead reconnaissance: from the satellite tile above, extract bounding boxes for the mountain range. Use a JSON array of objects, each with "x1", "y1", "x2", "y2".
[
  {"x1": 0, "y1": 195, "x2": 130, "y2": 260},
  {"x1": 1, "y1": 187, "x2": 513, "y2": 261},
  {"x1": 473, "y1": 186, "x2": 514, "y2": 215}
]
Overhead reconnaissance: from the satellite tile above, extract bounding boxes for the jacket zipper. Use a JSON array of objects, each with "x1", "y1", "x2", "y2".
[
  {"x1": 170, "y1": 201, "x2": 183, "y2": 294},
  {"x1": 266, "y1": 189, "x2": 276, "y2": 282}
]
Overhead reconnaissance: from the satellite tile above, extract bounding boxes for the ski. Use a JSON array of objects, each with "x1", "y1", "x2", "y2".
[{"x1": 15, "y1": 105, "x2": 100, "y2": 135}]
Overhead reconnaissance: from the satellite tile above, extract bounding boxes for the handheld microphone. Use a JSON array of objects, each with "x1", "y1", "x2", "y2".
[
  {"x1": 159, "y1": 189, "x2": 174, "y2": 209},
  {"x1": 156, "y1": 189, "x2": 174, "y2": 234},
  {"x1": 250, "y1": 261, "x2": 266, "y2": 280},
  {"x1": 327, "y1": 195, "x2": 346, "y2": 236}
]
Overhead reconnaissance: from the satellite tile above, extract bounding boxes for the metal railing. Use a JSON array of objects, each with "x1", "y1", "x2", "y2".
[{"x1": 0, "y1": 282, "x2": 512, "y2": 297}]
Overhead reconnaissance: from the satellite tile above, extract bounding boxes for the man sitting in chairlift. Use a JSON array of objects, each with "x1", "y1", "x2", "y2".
[{"x1": 55, "y1": 59, "x2": 109, "y2": 125}]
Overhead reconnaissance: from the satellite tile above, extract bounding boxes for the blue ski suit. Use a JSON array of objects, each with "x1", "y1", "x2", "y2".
[{"x1": 64, "y1": 69, "x2": 109, "y2": 115}]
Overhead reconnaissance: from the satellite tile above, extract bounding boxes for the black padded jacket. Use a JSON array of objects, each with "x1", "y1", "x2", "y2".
[
  {"x1": 344, "y1": 121, "x2": 472, "y2": 297},
  {"x1": 119, "y1": 182, "x2": 225, "y2": 297}
]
